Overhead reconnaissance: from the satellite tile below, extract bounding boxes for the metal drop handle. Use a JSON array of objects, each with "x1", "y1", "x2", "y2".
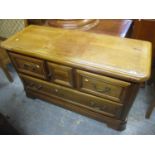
[
  {"x1": 90, "y1": 101, "x2": 106, "y2": 110},
  {"x1": 24, "y1": 64, "x2": 40, "y2": 70},
  {"x1": 36, "y1": 85, "x2": 43, "y2": 90},
  {"x1": 93, "y1": 84, "x2": 111, "y2": 93},
  {"x1": 29, "y1": 82, "x2": 35, "y2": 87},
  {"x1": 23, "y1": 63, "x2": 31, "y2": 68}
]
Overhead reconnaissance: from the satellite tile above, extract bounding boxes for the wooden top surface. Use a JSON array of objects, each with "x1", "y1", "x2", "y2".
[{"x1": 1, "y1": 25, "x2": 152, "y2": 82}]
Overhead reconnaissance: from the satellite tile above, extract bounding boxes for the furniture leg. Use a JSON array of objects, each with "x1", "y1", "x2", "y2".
[
  {"x1": 107, "y1": 120, "x2": 127, "y2": 131},
  {"x1": 145, "y1": 100, "x2": 155, "y2": 118},
  {"x1": 1, "y1": 65, "x2": 13, "y2": 82}
]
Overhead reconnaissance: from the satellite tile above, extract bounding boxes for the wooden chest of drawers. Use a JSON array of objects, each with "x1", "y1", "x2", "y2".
[{"x1": 1, "y1": 25, "x2": 151, "y2": 130}]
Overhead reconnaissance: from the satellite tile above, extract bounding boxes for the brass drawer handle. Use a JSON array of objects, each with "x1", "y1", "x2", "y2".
[
  {"x1": 101, "y1": 105, "x2": 106, "y2": 110},
  {"x1": 90, "y1": 101, "x2": 106, "y2": 111},
  {"x1": 23, "y1": 64, "x2": 31, "y2": 69},
  {"x1": 84, "y1": 78, "x2": 111, "y2": 94},
  {"x1": 23, "y1": 64, "x2": 40, "y2": 70},
  {"x1": 94, "y1": 107, "x2": 100, "y2": 110},
  {"x1": 93, "y1": 84, "x2": 111, "y2": 93},
  {"x1": 26, "y1": 82, "x2": 35, "y2": 89},
  {"x1": 29, "y1": 82, "x2": 35, "y2": 87},
  {"x1": 26, "y1": 82, "x2": 42, "y2": 90},
  {"x1": 94, "y1": 106, "x2": 106, "y2": 111},
  {"x1": 32, "y1": 65, "x2": 40, "y2": 71},
  {"x1": 36, "y1": 85, "x2": 43, "y2": 90}
]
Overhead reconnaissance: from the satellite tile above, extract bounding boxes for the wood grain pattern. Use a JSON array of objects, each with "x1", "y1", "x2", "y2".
[
  {"x1": 9, "y1": 52, "x2": 47, "y2": 79},
  {"x1": 47, "y1": 62, "x2": 74, "y2": 87},
  {"x1": 0, "y1": 25, "x2": 152, "y2": 130},
  {"x1": 26, "y1": 89, "x2": 126, "y2": 130},
  {"x1": 20, "y1": 73, "x2": 123, "y2": 118},
  {"x1": 76, "y1": 70, "x2": 131, "y2": 103},
  {"x1": 1, "y1": 25, "x2": 152, "y2": 82}
]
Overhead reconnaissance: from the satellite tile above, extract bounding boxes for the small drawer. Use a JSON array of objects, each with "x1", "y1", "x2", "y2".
[
  {"x1": 9, "y1": 52, "x2": 46, "y2": 79},
  {"x1": 20, "y1": 74, "x2": 123, "y2": 118},
  {"x1": 47, "y1": 62, "x2": 74, "y2": 87},
  {"x1": 76, "y1": 70, "x2": 131, "y2": 103}
]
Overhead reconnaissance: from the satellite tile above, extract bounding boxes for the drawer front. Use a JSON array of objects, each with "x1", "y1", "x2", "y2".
[
  {"x1": 76, "y1": 70, "x2": 131, "y2": 103},
  {"x1": 20, "y1": 74, "x2": 123, "y2": 118},
  {"x1": 9, "y1": 52, "x2": 46, "y2": 79},
  {"x1": 47, "y1": 62, "x2": 74, "y2": 87}
]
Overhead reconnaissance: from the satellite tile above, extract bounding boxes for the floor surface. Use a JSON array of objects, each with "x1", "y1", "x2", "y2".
[{"x1": 0, "y1": 65, "x2": 155, "y2": 135}]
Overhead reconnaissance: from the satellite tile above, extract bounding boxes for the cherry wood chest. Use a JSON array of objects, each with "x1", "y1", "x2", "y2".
[{"x1": 1, "y1": 25, "x2": 151, "y2": 130}]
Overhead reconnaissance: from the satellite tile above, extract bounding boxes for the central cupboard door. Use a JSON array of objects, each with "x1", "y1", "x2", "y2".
[{"x1": 47, "y1": 62, "x2": 74, "y2": 87}]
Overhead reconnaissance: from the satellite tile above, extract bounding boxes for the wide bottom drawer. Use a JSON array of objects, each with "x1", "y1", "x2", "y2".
[{"x1": 20, "y1": 74, "x2": 123, "y2": 118}]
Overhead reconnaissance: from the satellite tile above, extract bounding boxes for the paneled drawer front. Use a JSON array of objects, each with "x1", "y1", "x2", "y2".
[
  {"x1": 20, "y1": 74, "x2": 123, "y2": 118},
  {"x1": 47, "y1": 62, "x2": 74, "y2": 87},
  {"x1": 76, "y1": 70, "x2": 131, "y2": 103},
  {"x1": 9, "y1": 52, "x2": 46, "y2": 79}
]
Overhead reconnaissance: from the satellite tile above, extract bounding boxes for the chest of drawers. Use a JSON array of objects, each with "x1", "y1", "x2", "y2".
[{"x1": 1, "y1": 25, "x2": 151, "y2": 130}]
